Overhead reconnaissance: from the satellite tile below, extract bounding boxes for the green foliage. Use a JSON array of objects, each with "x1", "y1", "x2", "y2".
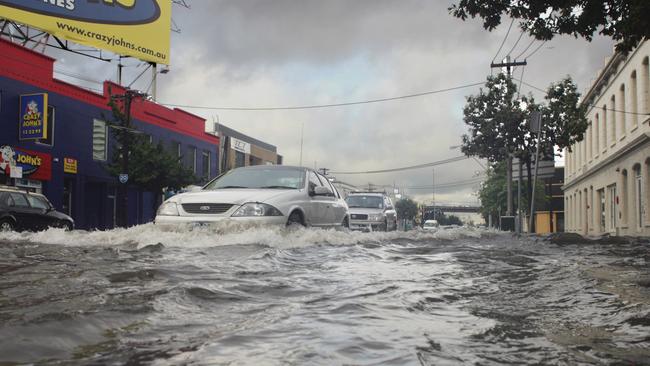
[
  {"x1": 461, "y1": 74, "x2": 527, "y2": 162},
  {"x1": 395, "y1": 198, "x2": 419, "y2": 220},
  {"x1": 449, "y1": 0, "x2": 649, "y2": 53},
  {"x1": 437, "y1": 214, "x2": 463, "y2": 226},
  {"x1": 461, "y1": 74, "x2": 587, "y2": 163},
  {"x1": 478, "y1": 162, "x2": 547, "y2": 221},
  {"x1": 105, "y1": 93, "x2": 197, "y2": 208}
]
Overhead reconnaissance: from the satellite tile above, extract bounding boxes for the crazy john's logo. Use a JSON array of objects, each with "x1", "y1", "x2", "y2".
[
  {"x1": 0, "y1": 145, "x2": 17, "y2": 176},
  {"x1": 0, "y1": 146, "x2": 44, "y2": 177},
  {"x1": 0, "y1": 0, "x2": 161, "y2": 25}
]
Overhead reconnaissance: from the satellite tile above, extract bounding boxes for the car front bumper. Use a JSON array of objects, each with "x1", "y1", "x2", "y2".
[
  {"x1": 349, "y1": 220, "x2": 386, "y2": 232},
  {"x1": 154, "y1": 215, "x2": 287, "y2": 227}
]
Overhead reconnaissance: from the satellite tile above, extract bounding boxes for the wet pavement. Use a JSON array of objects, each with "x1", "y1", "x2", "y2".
[{"x1": 0, "y1": 225, "x2": 649, "y2": 365}]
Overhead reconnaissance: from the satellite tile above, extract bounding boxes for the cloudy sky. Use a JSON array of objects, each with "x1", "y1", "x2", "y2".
[{"x1": 52, "y1": 0, "x2": 616, "y2": 205}]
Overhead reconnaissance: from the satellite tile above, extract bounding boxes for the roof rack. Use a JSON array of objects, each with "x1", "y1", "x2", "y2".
[{"x1": 0, "y1": 185, "x2": 21, "y2": 191}]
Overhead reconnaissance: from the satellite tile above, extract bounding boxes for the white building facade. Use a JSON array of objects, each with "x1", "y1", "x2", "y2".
[{"x1": 564, "y1": 40, "x2": 650, "y2": 236}]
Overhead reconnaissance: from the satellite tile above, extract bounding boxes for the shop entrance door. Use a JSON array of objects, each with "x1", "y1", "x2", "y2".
[{"x1": 63, "y1": 178, "x2": 74, "y2": 216}]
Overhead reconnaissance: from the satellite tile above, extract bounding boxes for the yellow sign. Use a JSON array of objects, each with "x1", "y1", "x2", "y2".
[
  {"x1": 64, "y1": 158, "x2": 78, "y2": 174},
  {"x1": 0, "y1": 0, "x2": 171, "y2": 64}
]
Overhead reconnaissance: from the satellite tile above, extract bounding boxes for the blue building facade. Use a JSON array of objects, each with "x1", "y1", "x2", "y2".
[{"x1": 0, "y1": 39, "x2": 219, "y2": 230}]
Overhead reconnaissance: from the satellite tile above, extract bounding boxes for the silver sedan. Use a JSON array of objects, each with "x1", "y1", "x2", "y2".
[{"x1": 155, "y1": 166, "x2": 350, "y2": 228}]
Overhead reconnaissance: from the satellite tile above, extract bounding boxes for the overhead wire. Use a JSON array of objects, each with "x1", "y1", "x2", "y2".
[
  {"x1": 492, "y1": 18, "x2": 515, "y2": 64},
  {"x1": 506, "y1": 28, "x2": 526, "y2": 58},
  {"x1": 516, "y1": 79, "x2": 650, "y2": 116},
  {"x1": 514, "y1": 38, "x2": 536, "y2": 60},
  {"x1": 159, "y1": 82, "x2": 485, "y2": 111},
  {"x1": 524, "y1": 40, "x2": 547, "y2": 59},
  {"x1": 330, "y1": 156, "x2": 469, "y2": 175}
]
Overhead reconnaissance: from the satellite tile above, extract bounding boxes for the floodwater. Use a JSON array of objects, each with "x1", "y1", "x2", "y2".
[{"x1": 0, "y1": 225, "x2": 649, "y2": 365}]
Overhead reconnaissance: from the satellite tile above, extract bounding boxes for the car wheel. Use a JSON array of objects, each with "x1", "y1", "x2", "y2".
[
  {"x1": 383, "y1": 219, "x2": 389, "y2": 232},
  {"x1": 342, "y1": 216, "x2": 349, "y2": 229},
  {"x1": 0, "y1": 219, "x2": 15, "y2": 232},
  {"x1": 63, "y1": 221, "x2": 73, "y2": 231},
  {"x1": 286, "y1": 211, "x2": 304, "y2": 227},
  {"x1": 393, "y1": 220, "x2": 398, "y2": 231}
]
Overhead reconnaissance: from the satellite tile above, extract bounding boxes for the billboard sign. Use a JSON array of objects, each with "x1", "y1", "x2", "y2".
[
  {"x1": 0, "y1": 0, "x2": 171, "y2": 64},
  {"x1": 0, "y1": 145, "x2": 52, "y2": 181},
  {"x1": 19, "y1": 93, "x2": 48, "y2": 140}
]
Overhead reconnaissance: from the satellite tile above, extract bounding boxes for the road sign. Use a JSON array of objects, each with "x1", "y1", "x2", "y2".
[
  {"x1": 529, "y1": 111, "x2": 542, "y2": 133},
  {"x1": 512, "y1": 158, "x2": 555, "y2": 180}
]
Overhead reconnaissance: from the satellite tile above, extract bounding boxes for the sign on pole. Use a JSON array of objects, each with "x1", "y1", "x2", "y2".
[
  {"x1": 19, "y1": 93, "x2": 48, "y2": 140},
  {"x1": 512, "y1": 157, "x2": 555, "y2": 181},
  {"x1": 0, "y1": 0, "x2": 171, "y2": 64}
]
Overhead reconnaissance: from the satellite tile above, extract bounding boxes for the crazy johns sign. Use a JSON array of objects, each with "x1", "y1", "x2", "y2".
[
  {"x1": 0, "y1": 0, "x2": 171, "y2": 64},
  {"x1": 0, "y1": 146, "x2": 52, "y2": 181},
  {"x1": 19, "y1": 93, "x2": 48, "y2": 140}
]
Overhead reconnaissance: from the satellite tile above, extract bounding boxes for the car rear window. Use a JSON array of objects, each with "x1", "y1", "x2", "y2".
[
  {"x1": 9, "y1": 193, "x2": 29, "y2": 208},
  {"x1": 26, "y1": 195, "x2": 50, "y2": 209}
]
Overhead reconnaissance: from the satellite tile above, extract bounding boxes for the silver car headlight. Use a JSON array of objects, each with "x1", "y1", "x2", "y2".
[
  {"x1": 368, "y1": 214, "x2": 384, "y2": 221},
  {"x1": 232, "y1": 203, "x2": 283, "y2": 217},
  {"x1": 157, "y1": 202, "x2": 179, "y2": 216}
]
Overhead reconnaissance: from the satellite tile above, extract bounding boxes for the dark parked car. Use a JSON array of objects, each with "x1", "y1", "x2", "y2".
[{"x1": 0, "y1": 186, "x2": 74, "y2": 232}]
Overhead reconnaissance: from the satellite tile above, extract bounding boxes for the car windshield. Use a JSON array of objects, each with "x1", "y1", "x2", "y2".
[
  {"x1": 424, "y1": 222, "x2": 437, "y2": 227},
  {"x1": 345, "y1": 195, "x2": 384, "y2": 209},
  {"x1": 204, "y1": 168, "x2": 305, "y2": 190}
]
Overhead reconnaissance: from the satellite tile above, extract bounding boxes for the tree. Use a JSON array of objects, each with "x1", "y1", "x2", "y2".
[
  {"x1": 461, "y1": 74, "x2": 587, "y2": 230},
  {"x1": 438, "y1": 214, "x2": 463, "y2": 226},
  {"x1": 395, "y1": 198, "x2": 419, "y2": 221},
  {"x1": 449, "y1": 0, "x2": 650, "y2": 53},
  {"x1": 105, "y1": 93, "x2": 197, "y2": 225},
  {"x1": 478, "y1": 161, "x2": 547, "y2": 226}
]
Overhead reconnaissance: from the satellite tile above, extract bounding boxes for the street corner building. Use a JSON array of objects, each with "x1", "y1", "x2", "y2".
[
  {"x1": 564, "y1": 40, "x2": 650, "y2": 237},
  {"x1": 0, "y1": 39, "x2": 220, "y2": 230}
]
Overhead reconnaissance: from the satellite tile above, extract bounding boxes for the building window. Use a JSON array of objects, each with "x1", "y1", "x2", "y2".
[
  {"x1": 609, "y1": 96, "x2": 616, "y2": 143},
  {"x1": 37, "y1": 106, "x2": 55, "y2": 146},
  {"x1": 235, "y1": 151, "x2": 245, "y2": 168},
  {"x1": 634, "y1": 165, "x2": 643, "y2": 230},
  {"x1": 642, "y1": 57, "x2": 649, "y2": 115},
  {"x1": 631, "y1": 71, "x2": 639, "y2": 128},
  {"x1": 188, "y1": 146, "x2": 197, "y2": 173},
  {"x1": 92, "y1": 119, "x2": 107, "y2": 161},
  {"x1": 589, "y1": 186, "x2": 594, "y2": 230},
  {"x1": 170, "y1": 141, "x2": 181, "y2": 158},
  {"x1": 619, "y1": 84, "x2": 626, "y2": 137},
  {"x1": 202, "y1": 151, "x2": 210, "y2": 181},
  {"x1": 594, "y1": 113, "x2": 600, "y2": 153},
  {"x1": 598, "y1": 188, "x2": 605, "y2": 232},
  {"x1": 602, "y1": 106, "x2": 608, "y2": 150},
  {"x1": 621, "y1": 169, "x2": 628, "y2": 226},
  {"x1": 608, "y1": 185, "x2": 617, "y2": 231}
]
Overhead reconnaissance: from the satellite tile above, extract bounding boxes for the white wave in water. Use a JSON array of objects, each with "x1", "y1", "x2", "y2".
[{"x1": 0, "y1": 223, "x2": 498, "y2": 249}]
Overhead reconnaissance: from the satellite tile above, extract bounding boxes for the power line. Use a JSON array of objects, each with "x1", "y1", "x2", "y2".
[
  {"x1": 506, "y1": 29, "x2": 526, "y2": 58},
  {"x1": 515, "y1": 38, "x2": 536, "y2": 60},
  {"x1": 159, "y1": 82, "x2": 485, "y2": 111},
  {"x1": 516, "y1": 79, "x2": 650, "y2": 116},
  {"x1": 331, "y1": 155, "x2": 469, "y2": 175},
  {"x1": 524, "y1": 40, "x2": 547, "y2": 60},
  {"x1": 492, "y1": 18, "x2": 515, "y2": 64}
]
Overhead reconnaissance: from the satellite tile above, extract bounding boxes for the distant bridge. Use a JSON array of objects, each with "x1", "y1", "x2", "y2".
[{"x1": 422, "y1": 205, "x2": 481, "y2": 213}]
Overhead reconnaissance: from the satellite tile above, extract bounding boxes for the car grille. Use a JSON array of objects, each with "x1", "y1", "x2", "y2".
[
  {"x1": 182, "y1": 203, "x2": 233, "y2": 214},
  {"x1": 351, "y1": 214, "x2": 368, "y2": 220}
]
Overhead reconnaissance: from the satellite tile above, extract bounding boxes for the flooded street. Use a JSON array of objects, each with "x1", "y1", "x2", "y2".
[{"x1": 1, "y1": 226, "x2": 649, "y2": 365}]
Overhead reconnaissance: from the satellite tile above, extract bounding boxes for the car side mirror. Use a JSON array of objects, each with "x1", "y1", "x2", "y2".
[{"x1": 313, "y1": 186, "x2": 332, "y2": 196}]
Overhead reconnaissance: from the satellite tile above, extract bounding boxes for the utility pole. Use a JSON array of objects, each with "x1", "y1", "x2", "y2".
[
  {"x1": 112, "y1": 89, "x2": 146, "y2": 228},
  {"x1": 432, "y1": 168, "x2": 435, "y2": 220},
  {"x1": 318, "y1": 168, "x2": 330, "y2": 176},
  {"x1": 490, "y1": 56, "x2": 527, "y2": 219}
]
